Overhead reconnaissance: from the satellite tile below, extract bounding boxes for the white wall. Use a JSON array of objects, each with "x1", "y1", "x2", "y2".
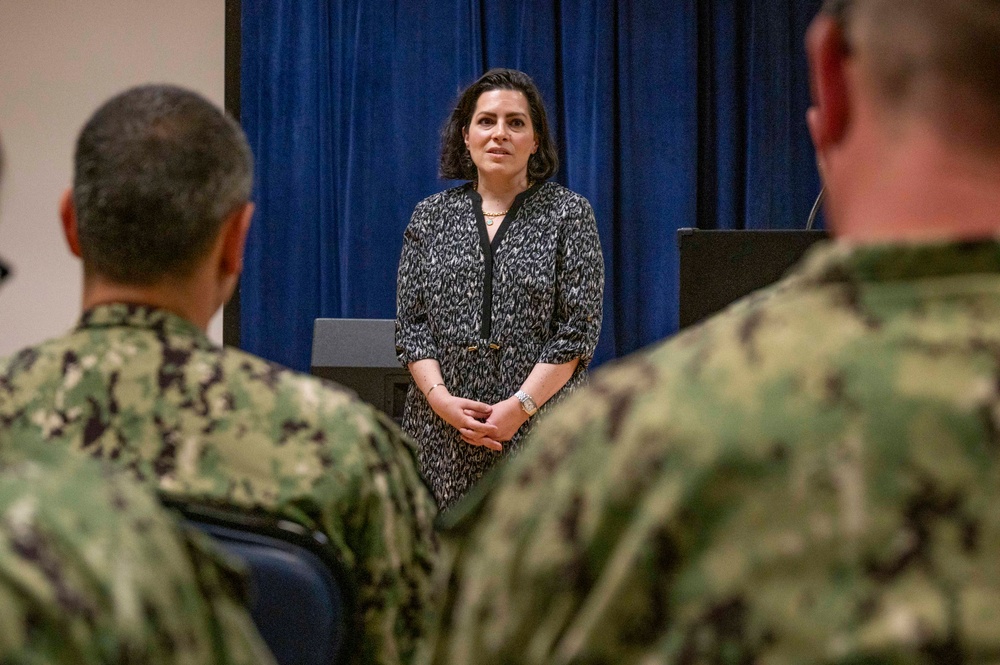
[{"x1": 0, "y1": 0, "x2": 226, "y2": 355}]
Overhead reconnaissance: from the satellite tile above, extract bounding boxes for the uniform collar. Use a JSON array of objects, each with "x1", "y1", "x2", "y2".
[
  {"x1": 77, "y1": 303, "x2": 212, "y2": 346},
  {"x1": 795, "y1": 237, "x2": 1000, "y2": 285}
]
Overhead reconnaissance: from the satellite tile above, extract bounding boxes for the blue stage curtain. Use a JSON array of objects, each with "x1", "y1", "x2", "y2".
[{"x1": 240, "y1": 0, "x2": 823, "y2": 372}]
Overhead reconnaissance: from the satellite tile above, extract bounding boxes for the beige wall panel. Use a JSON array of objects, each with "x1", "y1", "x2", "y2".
[{"x1": 0, "y1": 0, "x2": 226, "y2": 354}]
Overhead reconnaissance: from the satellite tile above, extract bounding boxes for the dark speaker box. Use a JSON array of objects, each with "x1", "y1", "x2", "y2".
[
  {"x1": 310, "y1": 318, "x2": 411, "y2": 423},
  {"x1": 678, "y1": 228, "x2": 828, "y2": 329}
]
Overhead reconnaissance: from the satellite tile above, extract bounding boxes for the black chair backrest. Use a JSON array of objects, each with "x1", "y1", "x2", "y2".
[{"x1": 161, "y1": 499, "x2": 354, "y2": 665}]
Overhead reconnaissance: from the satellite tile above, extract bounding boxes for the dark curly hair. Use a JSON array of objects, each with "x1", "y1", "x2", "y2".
[{"x1": 440, "y1": 68, "x2": 558, "y2": 181}]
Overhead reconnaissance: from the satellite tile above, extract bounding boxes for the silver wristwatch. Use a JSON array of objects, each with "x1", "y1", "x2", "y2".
[{"x1": 514, "y1": 390, "x2": 538, "y2": 417}]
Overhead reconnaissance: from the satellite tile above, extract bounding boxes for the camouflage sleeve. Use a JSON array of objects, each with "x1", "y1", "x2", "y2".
[
  {"x1": 535, "y1": 195, "x2": 604, "y2": 367},
  {"x1": 296, "y1": 397, "x2": 438, "y2": 665},
  {"x1": 423, "y1": 321, "x2": 1000, "y2": 664},
  {"x1": 0, "y1": 439, "x2": 275, "y2": 665}
]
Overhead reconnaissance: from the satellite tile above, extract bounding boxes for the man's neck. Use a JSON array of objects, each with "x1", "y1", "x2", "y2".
[
  {"x1": 832, "y1": 118, "x2": 1000, "y2": 244},
  {"x1": 82, "y1": 276, "x2": 218, "y2": 331}
]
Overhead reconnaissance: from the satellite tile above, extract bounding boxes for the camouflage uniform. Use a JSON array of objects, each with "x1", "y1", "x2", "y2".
[
  {"x1": 0, "y1": 431, "x2": 274, "y2": 664},
  {"x1": 0, "y1": 303, "x2": 437, "y2": 665},
  {"x1": 424, "y1": 239, "x2": 1000, "y2": 664}
]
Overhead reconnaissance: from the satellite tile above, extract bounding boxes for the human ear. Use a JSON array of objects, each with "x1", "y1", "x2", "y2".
[
  {"x1": 220, "y1": 203, "x2": 254, "y2": 277},
  {"x1": 805, "y1": 14, "x2": 851, "y2": 154},
  {"x1": 59, "y1": 187, "x2": 83, "y2": 258}
]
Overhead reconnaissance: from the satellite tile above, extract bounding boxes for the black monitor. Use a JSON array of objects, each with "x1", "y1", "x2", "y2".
[
  {"x1": 310, "y1": 319, "x2": 411, "y2": 422},
  {"x1": 677, "y1": 228, "x2": 828, "y2": 329}
]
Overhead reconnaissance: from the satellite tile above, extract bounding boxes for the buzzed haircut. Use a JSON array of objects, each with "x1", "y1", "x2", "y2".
[
  {"x1": 73, "y1": 85, "x2": 253, "y2": 285},
  {"x1": 825, "y1": 0, "x2": 1000, "y2": 144}
]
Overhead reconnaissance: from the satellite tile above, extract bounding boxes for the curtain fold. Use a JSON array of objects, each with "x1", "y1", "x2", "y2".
[{"x1": 240, "y1": 0, "x2": 823, "y2": 372}]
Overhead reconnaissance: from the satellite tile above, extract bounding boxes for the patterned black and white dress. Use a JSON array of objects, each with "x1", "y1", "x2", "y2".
[{"x1": 395, "y1": 181, "x2": 604, "y2": 509}]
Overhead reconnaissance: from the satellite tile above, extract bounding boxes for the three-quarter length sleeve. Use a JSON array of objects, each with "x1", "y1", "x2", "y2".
[
  {"x1": 396, "y1": 203, "x2": 439, "y2": 366},
  {"x1": 537, "y1": 197, "x2": 604, "y2": 367}
]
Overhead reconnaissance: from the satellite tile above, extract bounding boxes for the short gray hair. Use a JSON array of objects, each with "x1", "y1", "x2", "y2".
[
  {"x1": 73, "y1": 85, "x2": 253, "y2": 284},
  {"x1": 821, "y1": 0, "x2": 1000, "y2": 145}
]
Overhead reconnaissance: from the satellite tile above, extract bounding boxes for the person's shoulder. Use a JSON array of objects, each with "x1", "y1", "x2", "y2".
[
  {"x1": 526, "y1": 266, "x2": 839, "y2": 459},
  {"x1": 217, "y1": 344, "x2": 352, "y2": 399},
  {"x1": 665, "y1": 240, "x2": 860, "y2": 359},
  {"x1": 414, "y1": 184, "x2": 470, "y2": 211},
  {"x1": 216, "y1": 345, "x2": 388, "y2": 429},
  {"x1": 0, "y1": 442, "x2": 164, "y2": 531},
  {"x1": 532, "y1": 181, "x2": 594, "y2": 220},
  {"x1": 527, "y1": 345, "x2": 671, "y2": 457},
  {"x1": 0, "y1": 442, "x2": 273, "y2": 664},
  {"x1": 406, "y1": 185, "x2": 472, "y2": 235},
  {"x1": 0, "y1": 332, "x2": 77, "y2": 379},
  {"x1": 537, "y1": 180, "x2": 585, "y2": 201}
]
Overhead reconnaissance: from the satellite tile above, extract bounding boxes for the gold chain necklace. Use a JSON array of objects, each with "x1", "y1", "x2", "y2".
[
  {"x1": 479, "y1": 181, "x2": 533, "y2": 226},
  {"x1": 483, "y1": 208, "x2": 509, "y2": 226}
]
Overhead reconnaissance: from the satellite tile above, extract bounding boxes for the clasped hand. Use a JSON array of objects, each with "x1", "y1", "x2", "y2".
[{"x1": 427, "y1": 390, "x2": 529, "y2": 452}]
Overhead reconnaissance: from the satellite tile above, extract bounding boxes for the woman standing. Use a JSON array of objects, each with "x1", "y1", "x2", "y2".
[{"x1": 396, "y1": 69, "x2": 603, "y2": 509}]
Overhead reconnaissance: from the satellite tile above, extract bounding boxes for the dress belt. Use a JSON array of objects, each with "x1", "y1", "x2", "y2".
[
  {"x1": 440, "y1": 340, "x2": 505, "y2": 353},
  {"x1": 466, "y1": 342, "x2": 500, "y2": 353},
  {"x1": 465, "y1": 341, "x2": 502, "y2": 352}
]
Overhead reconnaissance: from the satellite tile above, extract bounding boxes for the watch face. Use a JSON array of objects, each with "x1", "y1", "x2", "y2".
[{"x1": 516, "y1": 390, "x2": 537, "y2": 415}]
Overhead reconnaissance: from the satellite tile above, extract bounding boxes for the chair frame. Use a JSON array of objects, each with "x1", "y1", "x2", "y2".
[{"x1": 160, "y1": 496, "x2": 357, "y2": 665}]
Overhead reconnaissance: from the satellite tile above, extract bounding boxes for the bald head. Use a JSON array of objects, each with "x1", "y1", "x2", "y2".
[{"x1": 825, "y1": 0, "x2": 1000, "y2": 148}]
